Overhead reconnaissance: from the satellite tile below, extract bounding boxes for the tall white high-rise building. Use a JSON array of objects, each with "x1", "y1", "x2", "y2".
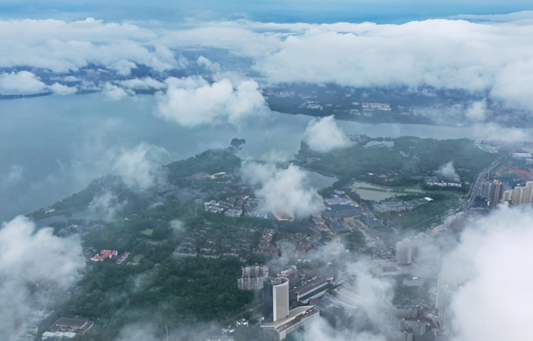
[
  {"x1": 522, "y1": 181, "x2": 533, "y2": 204},
  {"x1": 503, "y1": 190, "x2": 513, "y2": 203},
  {"x1": 262, "y1": 277, "x2": 289, "y2": 322},
  {"x1": 396, "y1": 240, "x2": 413, "y2": 266},
  {"x1": 261, "y1": 277, "x2": 320, "y2": 340},
  {"x1": 489, "y1": 180, "x2": 503, "y2": 207},
  {"x1": 512, "y1": 186, "x2": 524, "y2": 205},
  {"x1": 508, "y1": 182, "x2": 533, "y2": 206}
]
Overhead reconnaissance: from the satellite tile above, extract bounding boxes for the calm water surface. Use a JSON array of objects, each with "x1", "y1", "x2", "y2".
[{"x1": 0, "y1": 93, "x2": 486, "y2": 221}]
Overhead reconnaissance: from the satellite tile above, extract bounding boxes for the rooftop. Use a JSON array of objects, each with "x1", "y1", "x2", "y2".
[
  {"x1": 296, "y1": 278, "x2": 332, "y2": 296},
  {"x1": 261, "y1": 306, "x2": 319, "y2": 331},
  {"x1": 49, "y1": 316, "x2": 94, "y2": 335}
]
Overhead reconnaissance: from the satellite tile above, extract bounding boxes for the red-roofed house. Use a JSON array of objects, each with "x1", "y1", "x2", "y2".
[{"x1": 91, "y1": 250, "x2": 118, "y2": 262}]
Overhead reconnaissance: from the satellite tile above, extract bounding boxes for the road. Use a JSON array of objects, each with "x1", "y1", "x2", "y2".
[{"x1": 459, "y1": 155, "x2": 506, "y2": 212}]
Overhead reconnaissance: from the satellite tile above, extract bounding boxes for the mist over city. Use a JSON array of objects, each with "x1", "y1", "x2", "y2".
[{"x1": 1, "y1": 1, "x2": 533, "y2": 341}]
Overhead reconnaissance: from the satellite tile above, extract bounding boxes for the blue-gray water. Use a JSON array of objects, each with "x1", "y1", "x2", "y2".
[
  {"x1": 0, "y1": 92, "x2": 485, "y2": 222},
  {"x1": 0, "y1": 93, "x2": 313, "y2": 221}
]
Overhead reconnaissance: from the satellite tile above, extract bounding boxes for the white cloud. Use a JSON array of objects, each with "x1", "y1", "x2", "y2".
[
  {"x1": 278, "y1": 241, "x2": 396, "y2": 340},
  {"x1": 471, "y1": 123, "x2": 533, "y2": 143},
  {"x1": 63, "y1": 75, "x2": 79, "y2": 82},
  {"x1": 0, "y1": 71, "x2": 47, "y2": 95},
  {"x1": 160, "y1": 24, "x2": 283, "y2": 59},
  {"x1": 156, "y1": 76, "x2": 267, "y2": 127},
  {"x1": 303, "y1": 316, "x2": 387, "y2": 341},
  {"x1": 3, "y1": 16, "x2": 533, "y2": 114},
  {"x1": 118, "y1": 77, "x2": 166, "y2": 90},
  {"x1": 88, "y1": 192, "x2": 125, "y2": 221},
  {"x1": 49, "y1": 82, "x2": 78, "y2": 95},
  {"x1": 490, "y1": 59, "x2": 533, "y2": 111},
  {"x1": 104, "y1": 82, "x2": 130, "y2": 100},
  {"x1": 304, "y1": 115, "x2": 352, "y2": 152},
  {"x1": 435, "y1": 161, "x2": 459, "y2": 180},
  {"x1": 0, "y1": 18, "x2": 176, "y2": 73},
  {"x1": 169, "y1": 219, "x2": 184, "y2": 234},
  {"x1": 464, "y1": 100, "x2": 487, "y2": 122},
  {"x1": 248, "y1": 19, "x2": 533, "y2": 95},
  {"x1": 109, "y1": 59, "x2": 138, "y2": 76},
  {"x1": 73, "y1": 132, "x2": 170, "y2": 192},
  {"x1": 197, "y1": 55, "x2": 221, "y2": 73},
  {"x1": 442, "y1": 206, "x2": 533, "y2": 341},
  {"x1": 241, "y1": 162, "x2": 324, "y2": 219},
  {"x1": 111, "y1": 142, "x2": 170, "y2": 191},
  {"x1": 3, "y1": 17, "x2": 533, "y2": 114},
  {"x1": 0, "y1": 216, "x2": 85, "y2": 340},
  {"x1": 150, "y1": 18, "x2": 533, "y2": 114}
]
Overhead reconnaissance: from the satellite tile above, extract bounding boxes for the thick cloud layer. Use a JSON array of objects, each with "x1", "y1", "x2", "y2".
[
  {"x1": 3, "y1": 17, "x2": 533, "y2": 115},
  {"x1": 441, "y1": 206, "x2": 533, "y2": 341},
  {"x1": 156, "y1": 77, "x2": 266, "y2": 127},
  {"x1": 241, "y1": 163, "x2": 324, "y2": 219},
  {"x1": 251, "y1": 20, "x2": 533, "y2": 101},
  {"x1": 0, "y1": 18, "x2": 175, "y2": 73},
  {"x1": 0, "y1": 71, "x2": 47, "y2": 95},
  {"x1": 304, "y1": 115, "x2": 352, "y2": 152},
  {"x1": 168, "y1": 19, "x2": 533, "y2": 113},
  {"x1": 0, "y1": 216, "x2": 85, "y2": 340}
]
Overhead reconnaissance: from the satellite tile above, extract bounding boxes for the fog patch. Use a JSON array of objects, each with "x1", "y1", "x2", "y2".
[
  {"x1": 435, "y1": 161, "x2": 459, "y2": 180},
  {"x1": 241, "y1": 162, "x2": 324, "y2": 219},
  {"x1": 442, "y1": 206, "x2": 533, "y2": 341},
  {"x1": 300, "y1": 318, "x2": 387, "y2": 341},
  {"x1": 275, "y1": 240, "x2": 397, "y2": 340},
  {"x1": 257, "y1": 150, "x2": 292, "y2": 163},
  {"x1": 0, "y1": 216, "x2": 85, "y2": 340},
  {"x1": 169, "y1": 219, "x2": 184, "y2": 234},
  {"x1": 304, "y1": 115, "x2": 352, "y2": 153},
  {"x1": 111, "y1": 142, "x2": 170, "y2": 191},
  {"x1": 472, "y1": 122, "x2": 533, "y2": 143},
  {"x1": 112, "y1": 322, "x2": 225, "y2": 341},
  {"x1": 88, "y1": 192, "x2": 123, "y2": 220},
  {"x1": 464, "y1": 100, "x2": 487, "y2": 122}
]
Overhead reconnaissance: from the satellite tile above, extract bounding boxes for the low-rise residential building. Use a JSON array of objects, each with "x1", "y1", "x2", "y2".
[
  {"x1": 91, "y1": 250, "x2": 118, "y2": 262},
  {"x1": 44, "y1": 317, "x2": 94, "y2": 340}
]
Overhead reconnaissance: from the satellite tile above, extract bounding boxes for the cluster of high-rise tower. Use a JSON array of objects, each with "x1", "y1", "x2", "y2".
[{"x1": 502, "y1": 181, "x2": 533, "y2": 206}]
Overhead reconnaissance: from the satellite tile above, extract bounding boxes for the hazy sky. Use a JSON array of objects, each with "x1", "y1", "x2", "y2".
[{"x1": 2, "y1": 0, "x2": 533, "y2": 22}]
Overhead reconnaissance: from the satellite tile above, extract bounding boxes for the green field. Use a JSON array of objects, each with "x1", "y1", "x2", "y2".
[{"x1": 298, "y1": 136, "x2": 499, "y2": 188}]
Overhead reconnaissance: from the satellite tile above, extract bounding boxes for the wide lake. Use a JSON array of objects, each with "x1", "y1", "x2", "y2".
[{"x1": 0, "y1": 92, "x2": 517, "y2": 221}]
